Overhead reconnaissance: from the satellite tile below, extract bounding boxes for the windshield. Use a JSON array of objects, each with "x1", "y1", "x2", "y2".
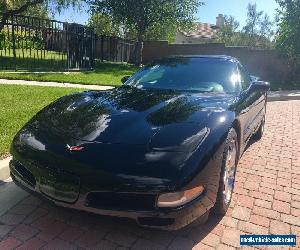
[{"x1": 126, "y1": 57, "x2": 239, "y2": 93}]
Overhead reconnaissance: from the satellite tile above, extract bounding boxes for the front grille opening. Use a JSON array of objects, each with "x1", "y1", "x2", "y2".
[
  {"x1": 14, "y1": 161, "x2": 36, "y2": 187},
  {"x1": 138, "y1": 217, "x2": 175, "y2": 227},
  {"x1": 85, "y1": 192, "x2": 156, "y2": 211}
]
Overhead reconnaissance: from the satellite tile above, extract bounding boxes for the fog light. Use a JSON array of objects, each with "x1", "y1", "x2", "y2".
[{"x1": 157, "y1": 186, "x2": 204, "y2": 208}]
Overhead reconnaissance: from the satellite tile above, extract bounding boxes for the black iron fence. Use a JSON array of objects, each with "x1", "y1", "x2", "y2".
[{"x1": 0, "y1": 13, "x2": 136, "y2": 71}]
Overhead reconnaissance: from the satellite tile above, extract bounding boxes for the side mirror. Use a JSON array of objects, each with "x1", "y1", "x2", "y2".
[
  {"x1": 121, "y1": 76, "x2": 131, "y2": 84},
  {"x1": 250, "y1": 81, "x2": 271, "y2": 92},
  {"x1": 250, "y1": 75, "x2": 260, "y2": 82}
]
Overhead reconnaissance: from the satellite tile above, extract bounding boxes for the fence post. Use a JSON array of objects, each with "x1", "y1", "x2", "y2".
[
  {"x1": 92, "y1": 32, "x2": 96, "y2": 68},
  {"x1": 101, "y1": 35, "x2": 104, "y2": 62},
  {"x1": 65, "y1": 22, "x2": 69, "y2": 70},
  {"x1": 11, "y1": 15, "x2": 17, "y2": 71}
]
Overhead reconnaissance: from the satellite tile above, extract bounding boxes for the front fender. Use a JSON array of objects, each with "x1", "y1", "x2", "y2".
[{"x1": 170, "y1": 111, "x2": 237, "y2": 205}]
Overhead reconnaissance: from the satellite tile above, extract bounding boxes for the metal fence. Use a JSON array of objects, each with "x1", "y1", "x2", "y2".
[{"x1": 0, "y1": 13, "x2": 136, "y2": 71}]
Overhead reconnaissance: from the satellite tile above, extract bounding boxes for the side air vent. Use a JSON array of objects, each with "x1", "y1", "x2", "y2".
[{"x1": 13, "y1": 161, "x2": 36, "y2": 187}]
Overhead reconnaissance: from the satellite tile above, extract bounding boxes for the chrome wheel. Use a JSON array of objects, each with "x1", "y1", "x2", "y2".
[
  {"x1": 214, "y1": 128, "x2": 239, "y2": 215},
  {"x1": 223, "y1": 138, "x2": 237, "y2": 205},
  {"x1": 261, "y1": 118, "x2": 265, "y2": 135}
]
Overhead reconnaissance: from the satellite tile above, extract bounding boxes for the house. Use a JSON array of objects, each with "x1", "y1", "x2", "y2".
[{"x1": 174, "y1": 14, "x2": 225, "y2": 44}]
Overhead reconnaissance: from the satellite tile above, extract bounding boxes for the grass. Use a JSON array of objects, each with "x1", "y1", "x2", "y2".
[
  {"x1": 0, "y1": 61, "x2": 138, "y2": 86},
  {"x1": 0, "y1": 49, "x2": 67, "y2": 70},
  {"x1": 0, "y1": 85, "x2": 84, "y2": 158}
]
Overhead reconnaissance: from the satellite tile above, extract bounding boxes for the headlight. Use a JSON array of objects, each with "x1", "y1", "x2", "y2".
[
  {"x1": 149, "y1": 124, "x2": 209, "y2": 153},
  {"x1": 157, "y1": 186, "x2": 204, "y2": 208}
]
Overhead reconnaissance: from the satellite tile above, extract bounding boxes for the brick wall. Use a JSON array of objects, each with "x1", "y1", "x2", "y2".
[{"x1": 142, "y1": 41, "x2": 293, "y2": 83}]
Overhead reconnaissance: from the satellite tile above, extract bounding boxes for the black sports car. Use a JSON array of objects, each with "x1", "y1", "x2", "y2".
[{"x1": 10, "y1": 55, "x2": 270, "y2": 230}]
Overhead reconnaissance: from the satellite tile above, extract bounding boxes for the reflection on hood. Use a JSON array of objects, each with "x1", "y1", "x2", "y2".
[
  {"x1": 27, "y1": 86, "x2": 235, "y2": 145},
  {"x1": 146, "y1": 96, "x2": 202, "y2": 126},
  {"x1": 19, "y1": 132, "x2": 46, "y2": 151},
  {"x1": 80, "y1": 114, "x2": 111, "y2": 142}
]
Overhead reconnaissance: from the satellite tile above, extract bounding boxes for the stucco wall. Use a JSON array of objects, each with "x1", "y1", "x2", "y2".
[{"x1": 142, "y1": 41, "x2": 293, "y2": 83}]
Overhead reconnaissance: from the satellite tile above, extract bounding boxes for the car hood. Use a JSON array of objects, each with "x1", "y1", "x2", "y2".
[{"x1": 28, "y1": 86, "x2": 236, "y2": 147}]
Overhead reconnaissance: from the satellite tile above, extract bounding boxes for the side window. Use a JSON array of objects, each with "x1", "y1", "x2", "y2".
[{"x1": 238, "y1": 65, "x2": 251, "y2": 90}]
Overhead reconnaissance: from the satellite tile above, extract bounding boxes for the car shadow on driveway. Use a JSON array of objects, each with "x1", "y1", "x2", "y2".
[
  {"x1": 244, "y1": 136, "x2": 259, "y2": 153},
  {"x1": 26, "y1": 197, "x2": 225, "y2": 249},
  {"x1": 0, "y1": 180, "x2": 7, "y2": 187}
]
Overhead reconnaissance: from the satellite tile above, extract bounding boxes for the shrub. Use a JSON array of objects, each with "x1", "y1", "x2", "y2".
[{"x1": 0, "y1": 28, "x2": 44, "y2": 50}]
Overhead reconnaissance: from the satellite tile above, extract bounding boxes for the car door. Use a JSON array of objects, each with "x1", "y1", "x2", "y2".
[{"x1": 237, "y1": 64, "x2": 264, "y2": 144}]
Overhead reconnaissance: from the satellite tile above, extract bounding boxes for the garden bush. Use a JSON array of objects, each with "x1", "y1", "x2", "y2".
[{"x1": 0, "y1": 28, "x2": 44, "y2": 50}]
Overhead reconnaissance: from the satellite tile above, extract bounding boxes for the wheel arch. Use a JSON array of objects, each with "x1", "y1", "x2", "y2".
[{"x1": 232, "y1": 119, "x2": 242, "y2": 159}]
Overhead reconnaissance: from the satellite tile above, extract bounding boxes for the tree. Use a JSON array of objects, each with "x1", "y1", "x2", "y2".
[
  {"x1": 143, "y1": 21, "x2": 178, "y2": 43},
  {"x1": 126, "y1": 21, "x2": 180, "y2": 43},
  {"x1": 275, "y1": 0, "x2": 300, "y2": 65},
  {"x1": 217, "y1": 3, "x2": 274, "y2": 48},
  {"x1": 259, "y1": 14, "x2": 273, "y2": 37},
  {"x1": 242, "y1": 3, "x2": 263, "y2": 46},
  {"x1": 88, "y1": 13, "x2": 179, "y2": 43},
  {"x1": 216, "y1": 15, "x2": 240, "y2": 45},
  {"x1": 0, "y1": 0, "x2": 82, "y2": 31},
  {"x1": 87, "y1": 13, "x2": 122, "y2": 37},
  {"x1": 259, "y1": 14, "x2": 274, "y2": 38},
  {"x1": 90, "y1": 0, "x2": 202, "y2": 65},
  {"x1": 242, "y1": 3, "x2": 274, "y2": 47},
  {"x1": 257, "y1": 13, "x2": 274, "y2": 48}
]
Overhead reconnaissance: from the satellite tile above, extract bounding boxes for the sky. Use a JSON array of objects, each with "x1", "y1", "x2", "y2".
[
  {"x1": 197, "y1": 0, "x2": 279, "y2": 27},
  {"x1": 54, "y1": 0, "x2": 279, "y2": 27}
]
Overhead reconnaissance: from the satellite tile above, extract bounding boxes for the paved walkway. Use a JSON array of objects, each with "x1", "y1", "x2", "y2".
[
  {"x1": 0, "y1": 79, "x2": 114, "y2": 91},
  {"x1": 0, "y1": 157, "x2": 11, "y2": 181},
  {"x1": 0, "y1": 100, "x2": 299, "y2": 249},
  {"x1": 268, "y1": 90, "x2": 300, "y2": 101}
]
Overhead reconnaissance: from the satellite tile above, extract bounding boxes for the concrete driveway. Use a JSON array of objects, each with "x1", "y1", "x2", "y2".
[{"x1": 0, "y1": 100, "x2": 299, "y2": 250}]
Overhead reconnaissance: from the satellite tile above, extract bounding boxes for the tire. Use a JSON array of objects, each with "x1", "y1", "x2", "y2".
[
  {"x1": 254, "y1": 115, "x2": 265, "y2": 140},
  {"x1": 213, "y1": 128, "x2": 239, "y2": 215}
]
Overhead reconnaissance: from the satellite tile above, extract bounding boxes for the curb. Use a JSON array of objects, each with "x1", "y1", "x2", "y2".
[
  {"x1": 0, "y1": 157, "x2": 29, "y2": 217},
  {"x1": 268, "y1": 91, "x2": 300, "y2": 102},
  {"x1": 0, "y1": 157, "x2": 11, "y2": 181},
  {"x1": 268, "y1": 96, "x2": 300, "y2": 102},
  {"x1": 0, "y1": 79, "x2": 115, "y2": 91}
]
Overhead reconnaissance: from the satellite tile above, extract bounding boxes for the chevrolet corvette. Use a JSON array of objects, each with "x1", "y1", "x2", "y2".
[{"x1": 10, "y1": 55, "x2": 270, "y2": 230}]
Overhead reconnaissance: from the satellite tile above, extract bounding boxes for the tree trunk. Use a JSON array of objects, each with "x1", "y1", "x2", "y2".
[{"x1": 135, "y1": 31, "x2": 144, "y2": 66}]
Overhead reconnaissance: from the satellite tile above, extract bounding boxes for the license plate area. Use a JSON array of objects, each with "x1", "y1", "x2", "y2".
[{"x1": 39, "y1": 169, "x2": 80, "y2": 203}]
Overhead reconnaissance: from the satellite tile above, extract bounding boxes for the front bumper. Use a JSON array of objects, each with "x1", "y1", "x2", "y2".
[{"x1": 10, "y1": 159, "x2": 213, "y2": 230}]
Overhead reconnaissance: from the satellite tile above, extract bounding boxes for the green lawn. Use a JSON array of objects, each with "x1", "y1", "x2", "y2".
[
  {"x1": 0, "y1": 62, "x2": 138, "y2": 86},
  {"x1": 0, "y1": 49, "x2": 67, "y2": 70},
  {"x1": 0, "y1": 85, "x2": 84, "y2": 158}
]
